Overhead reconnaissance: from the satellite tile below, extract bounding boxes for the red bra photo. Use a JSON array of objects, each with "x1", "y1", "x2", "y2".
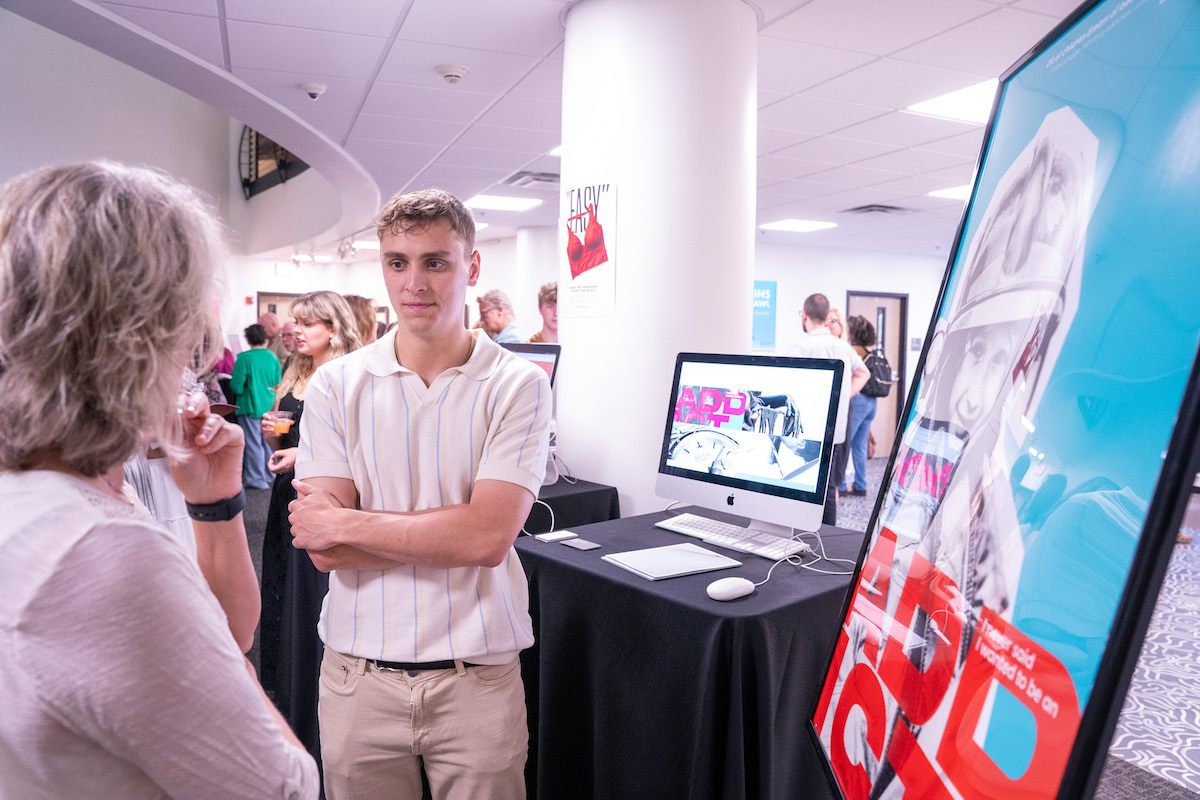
[{"x1": 565, "y1": 203, "x2": 609, "y2": 278}]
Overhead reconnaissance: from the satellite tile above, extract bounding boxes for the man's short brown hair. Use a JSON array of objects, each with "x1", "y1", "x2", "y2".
[
  {"x1": 537, "y1": 281, "x2": 557, "y2": 307},
  {"x1": 374, "y1": 187, "x2": 476, "y2": 254},
  {"x1": 803, "y1": 293, "x2": 830, "y2": 323}
]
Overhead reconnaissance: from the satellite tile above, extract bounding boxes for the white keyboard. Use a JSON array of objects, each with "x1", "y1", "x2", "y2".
[{"x1": 654, "y1": 513, "x2": 812, "y2": 561}]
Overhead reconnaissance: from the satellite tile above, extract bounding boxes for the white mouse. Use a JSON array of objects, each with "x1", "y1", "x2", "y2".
[{"x1": 706, "y1": 576, "x2": 756, "y2": 601}]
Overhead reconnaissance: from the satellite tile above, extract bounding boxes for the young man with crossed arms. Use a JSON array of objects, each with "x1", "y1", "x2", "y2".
[{"x1": 289, "y1": 188, "x2": 551, "y2": 799}]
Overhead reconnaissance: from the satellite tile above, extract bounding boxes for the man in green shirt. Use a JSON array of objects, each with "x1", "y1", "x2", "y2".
[{"x1": 231, "y1": 323, "x2": 281, "y2": 489}]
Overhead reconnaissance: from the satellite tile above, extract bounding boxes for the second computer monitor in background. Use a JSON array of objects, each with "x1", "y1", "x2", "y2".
[{"x1": 499, "y1": 342, "x2": 561, "y2": 387}]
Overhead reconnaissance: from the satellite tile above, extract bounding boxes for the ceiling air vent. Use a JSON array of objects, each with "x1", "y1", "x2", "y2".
[
  {"x1": 841, "y1": 204, "x2": 912, "y2": 215},
  {"x1": 503, "y1": 171, "x2": 560, "y2": 188}
]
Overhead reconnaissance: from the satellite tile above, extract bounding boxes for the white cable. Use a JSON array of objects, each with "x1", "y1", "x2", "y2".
[
  {"x1": 520, "y1": 499, "x2": 556, "y2": 536},
  {"x1": 543, "y1": 452, "x2": 560, "y2": 484},
  {"x1": 553, "y1": 452, "x2": 578, "y2": 484}
]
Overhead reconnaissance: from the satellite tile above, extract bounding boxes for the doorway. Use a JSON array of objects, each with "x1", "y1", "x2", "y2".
[{"x1": 846, "y1": 292, "x2": 907, "y2": 457}]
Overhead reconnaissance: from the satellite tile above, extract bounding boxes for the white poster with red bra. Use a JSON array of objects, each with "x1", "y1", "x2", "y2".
[{"x1": 561, "y1": 182, "x2": 615, "y2": 316}]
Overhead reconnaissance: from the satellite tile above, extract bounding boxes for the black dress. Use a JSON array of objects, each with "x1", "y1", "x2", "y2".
[{"x1": 259, "y1": 392, "x2": 327, "y2": 770}]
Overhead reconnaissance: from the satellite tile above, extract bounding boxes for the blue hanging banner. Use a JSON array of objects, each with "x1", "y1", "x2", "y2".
[{"x1": 752, "y1": 280, "x2": 776, "y2": 350}]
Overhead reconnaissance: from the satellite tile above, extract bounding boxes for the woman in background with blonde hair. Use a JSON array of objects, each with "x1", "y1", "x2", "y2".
[
  {"x1": 259, "y1": 290, "x2": 364, "y2": 771},
  {"x1": 0, "y1": 161, "x2": 316, "y2": 797},
  {"x1": 343, "y1": 293, "x2": 379, "y2": 344}
]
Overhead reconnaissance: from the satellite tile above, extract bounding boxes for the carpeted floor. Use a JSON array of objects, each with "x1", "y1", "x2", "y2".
[{"x1": 838, "y1": 458, "x2": 1200, "y2": 799}]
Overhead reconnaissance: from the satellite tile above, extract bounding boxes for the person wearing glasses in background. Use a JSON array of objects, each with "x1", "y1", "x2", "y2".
[
  {"x1": 279, "y1": 320, "x2": 297, "y2": 372},
  {"x1": 476, "y1": 288, "x2": 525, "y2": 343}
]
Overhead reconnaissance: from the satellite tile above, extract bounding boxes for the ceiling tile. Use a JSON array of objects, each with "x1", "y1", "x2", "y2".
[
  {"x1": 347, "y1": 115, "x2": 465, "y2": 147},
  {"x1": 765, "y1": 0, "x2": 997, "y2": 56},
  {"x1": 224, "y1": 0, "x2": 400, "y2": 37},
  {"x1": 806, "y1": 58, "x2": 989, "y2": 110},
  {"x1": 379, "y1": 40, "x2": 542, "y2": 93},
  {"x1": 894, "y1": 7, "x2": 1066, "y2": 77},
  {"x1": 100, "y1": 0, "x2": 216, "y2": 15},
  {"x1": 508, "y1": 59, "x2": 564, "y2": 102},
  {"x1": 97, "y1": 4, "x2": 224, "y2": 65},
  {"x1": 776, "y1": 135, "x2": 897, "y2": 165},
  {"x1": 346, "y1": 139, "x2": 443, "y2": 166},
  {"x1": 436, "y1": 144, "x2": 536, "y2": 171},
  {"x1": 226, "y1": 20, "x2": 387, "y2": 78},
  {"x1": 835, "y1": 110, "x2": 980, "y2": 148},
  {"x1": 454, "y1": 124, "x2": 560, "y2": 155},
  {"x1": 758, "y1": 154, "x2": 838, "y2": 180},
  {"x1": 398, "y1": 0, "x2": 565, "y2": 57},
  {"x1": 757, "y1": 36, "x2": 875, "y2": 93},
  {"x1": 758, "y1": 94, "x2": 889, "y2": 135},
  {"x1": 362, "y1": 81, "x2": 494, "y2": 123},
  {"x1": 758, "y1": 127, "x2": 813, "y2": 156},
  {"x1": 854, "y1": 146, "x2": 972, "y2": 176},
  {"x1": 476, "y1": 95, "x2": 561, "y2": 132}
]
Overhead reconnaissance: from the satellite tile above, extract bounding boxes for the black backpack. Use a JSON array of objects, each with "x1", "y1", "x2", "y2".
[{"x1": 861, "y1": 350, "x2": 893, "y2": 398}]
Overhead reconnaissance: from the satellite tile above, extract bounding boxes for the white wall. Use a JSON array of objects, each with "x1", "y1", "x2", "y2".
[
  {"x1": 754, "y1": 240, "x2": 948, "y2": 390},
  {"x1": 222, "y1": 255, "x2": 390, "y2": 337},
  {"x1": 0, "y1": 8, "x2": 231, "y2": 218},
  {"x1": 0, "y1": 7, "x2": 352, "y2": 340}
]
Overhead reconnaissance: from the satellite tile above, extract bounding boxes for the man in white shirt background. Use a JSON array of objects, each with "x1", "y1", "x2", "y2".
[{"x1": 790, "y1": 292, "x2": 870, "y2": 526}]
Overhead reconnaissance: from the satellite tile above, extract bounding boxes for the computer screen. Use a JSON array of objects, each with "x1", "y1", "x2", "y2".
[
  {"x1": 655, "y1": 352, "x2": 843, "y2": 535},
  {"x1": 499, "y1": 342, "x2": 561, "y2": 387}
]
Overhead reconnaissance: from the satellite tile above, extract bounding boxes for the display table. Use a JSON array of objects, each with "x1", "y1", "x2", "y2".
[
  {"x1": 515, "y1": 509, "x2": 864, "y2": 800},
  {"x1": 526, "y1": 477, "x2": 620, "y2": 532}
]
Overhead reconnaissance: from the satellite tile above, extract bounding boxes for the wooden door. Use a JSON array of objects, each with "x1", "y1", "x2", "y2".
[{"x1": 846, "y1": 292, "x2": 907, "y2": 457}]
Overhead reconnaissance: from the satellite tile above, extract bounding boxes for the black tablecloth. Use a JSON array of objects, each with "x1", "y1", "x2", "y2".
[
  {"x1": 515, "y1": 510, "x2": 865, "y2": 800},
  {"x1": 526, "y1": 477, "x2": 621, "y2": 533}
]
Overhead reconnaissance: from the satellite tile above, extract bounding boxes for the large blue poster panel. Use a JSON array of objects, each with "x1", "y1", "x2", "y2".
[{"x1": 812, "y1": 1, "x2": 1200, "y2": 798}]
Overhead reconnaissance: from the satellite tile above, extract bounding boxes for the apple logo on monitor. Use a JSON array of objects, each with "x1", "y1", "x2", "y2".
[{"x1": 727, "y1": 494, "x2": 735, "y2": 506}]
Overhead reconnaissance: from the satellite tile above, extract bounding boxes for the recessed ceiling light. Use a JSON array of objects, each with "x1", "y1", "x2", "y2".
[
  {"x1": 464, "y1": 195, "x2": 543, "y2": 212},
  {"x1": 906, "y1": 79, "x2": 998, "y2": 124},
  {"x1": 352, "y1": 240, "x2": 380, "y2": 250},
  {"x1": 928, "y1": 185, "x2": 972, "y2": 200},
  {"x1": 759, "y1": 219, "x2": 837, "y2": 233}
]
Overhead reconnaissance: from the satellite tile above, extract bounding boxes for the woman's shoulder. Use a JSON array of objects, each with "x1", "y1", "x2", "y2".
[{"x1": 1, "y1": 472, "x2": 192, "y2": 613}]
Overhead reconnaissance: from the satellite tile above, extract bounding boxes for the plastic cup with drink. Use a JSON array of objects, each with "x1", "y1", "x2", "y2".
[{"x1": 271, "y1": 410, "x2": 294, "y2": 434}]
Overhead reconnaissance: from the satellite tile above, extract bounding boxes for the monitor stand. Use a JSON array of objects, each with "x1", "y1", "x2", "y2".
[
  {"x1": 542, "y1": 421, "x2": 558, "y2": 486},
  {"x1": 746, "y1": 518, "x2": 794, "y2": 538}
]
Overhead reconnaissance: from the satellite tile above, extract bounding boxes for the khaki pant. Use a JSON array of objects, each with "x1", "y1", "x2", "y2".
[{"x1": 318, "y1": 648, "x2": 527, "y2": 800}]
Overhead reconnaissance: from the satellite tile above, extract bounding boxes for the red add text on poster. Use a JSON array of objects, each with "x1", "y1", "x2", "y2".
[{"x1": 813, "y1": 528, "x2": 1081, "y2": 800}]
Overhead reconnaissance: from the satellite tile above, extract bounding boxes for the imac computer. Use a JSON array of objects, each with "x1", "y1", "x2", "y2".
[
  {"x1": 499, "y1": 342, "x2": 561, "y2": 387},
  {"x1": 501, "y1": 341, "x2": 562, "y2": 486},
  {"x1": 655, "y1": 352, "x2": 843, "y2": 535}
]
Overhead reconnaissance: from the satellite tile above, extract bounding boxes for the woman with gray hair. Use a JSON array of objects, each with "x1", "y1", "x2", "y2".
[{"x1": 0, "y1": 162, "x2": 318, "y2": 798}]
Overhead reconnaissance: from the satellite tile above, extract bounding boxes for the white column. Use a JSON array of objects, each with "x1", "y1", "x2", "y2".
[
  {"x1": 515, "y1": 226, "x2": 558, "y2": 325},
  {"x1": 556, "y1": 0, "x2": 757, "y2": 515}
]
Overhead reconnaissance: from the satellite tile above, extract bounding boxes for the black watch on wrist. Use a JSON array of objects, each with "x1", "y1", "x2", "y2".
[{"x1": 185, "y1": 489, "x2": 246, "y2": 522}]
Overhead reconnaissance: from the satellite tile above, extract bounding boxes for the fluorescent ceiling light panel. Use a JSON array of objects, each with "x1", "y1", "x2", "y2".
[
  {"x1": 475, "y1": 222, "x2": 489, "y2": 231},
  {"x1": 464, "y1": 194, "x2": 543, "y2": 211},
  {"x1": 907, "y1": 79, "x2": 998, "y2": 124},
  {"x1": 548, "y1": 145, "x2": 563, "y2": 157},
  {"x1": 929, "y1": 185, "x2": 972, "y2": 200},
  {"x1": 352, "y1": 239, "x2": 380, "y2": 250},
  {"x1": 759, "y1": 219, "x2": 837, "y2": 233}
]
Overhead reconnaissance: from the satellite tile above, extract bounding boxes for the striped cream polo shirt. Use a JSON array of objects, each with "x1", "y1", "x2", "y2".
[{"x1": 295, "y1": 328, "x2": 552, "y2": 664}]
